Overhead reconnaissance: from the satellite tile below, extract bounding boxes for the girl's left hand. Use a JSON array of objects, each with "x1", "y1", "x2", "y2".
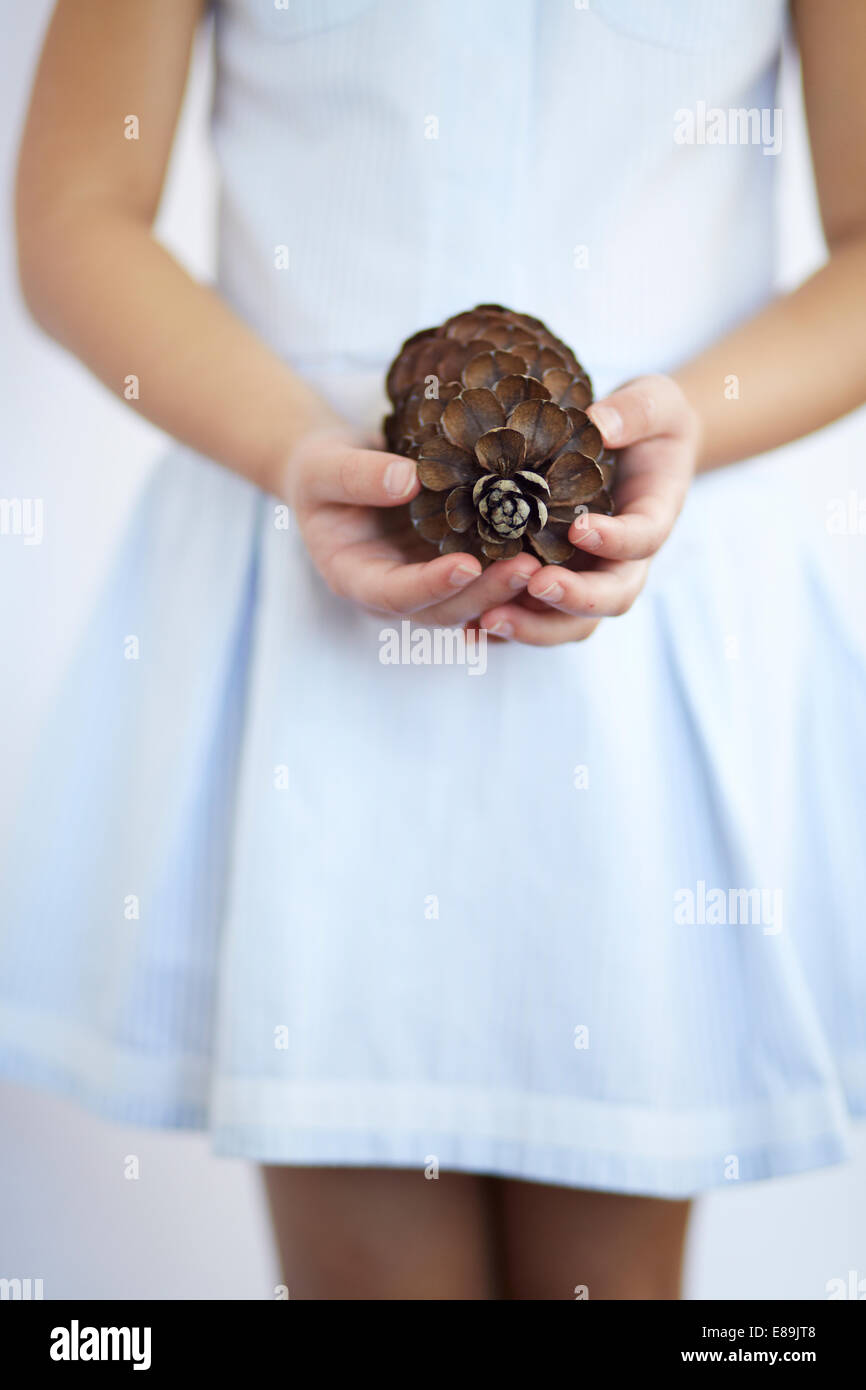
[{"x1": 478, "y1": 375, "x2": 700, "y2": 646}]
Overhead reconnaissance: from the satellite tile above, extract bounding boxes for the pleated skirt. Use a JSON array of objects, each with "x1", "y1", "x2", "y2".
[{"x1": 1, "y1": 415, "x2": 864, "y2": 1196}]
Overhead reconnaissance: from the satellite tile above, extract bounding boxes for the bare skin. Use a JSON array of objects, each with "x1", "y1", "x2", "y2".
[
  {"x1": 492, "y1": 1180, "x2": 691, "y2": 1301},
  {"x1": 15, "y1": 0, "x2": 866, "y2": 1297},
  {"x1": 262, "y1": 1167, "x2": 502, "y2": 1301},
  {"x1": 262, "y1": 1167, "x2": 690, "y2": 1301}
]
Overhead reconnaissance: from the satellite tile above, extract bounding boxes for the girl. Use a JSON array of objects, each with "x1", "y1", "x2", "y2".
[{"x1": 5, "y1": 0, "x2": 866, "y2": 1299}]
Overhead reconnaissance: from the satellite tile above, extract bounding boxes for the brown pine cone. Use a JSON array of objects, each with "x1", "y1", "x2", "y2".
[{"x1": 384, "y1": 305, "x2": 616, "y2": 566}]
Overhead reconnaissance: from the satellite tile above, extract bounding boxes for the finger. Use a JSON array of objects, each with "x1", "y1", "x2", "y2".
[
  {"x1": 300, "y1": 440, "x2": 420, "y2": 509},
  {"x1": 325, "y1": 542, "x2": 482, "y2": 614},
  {"x1": 464, "y1": 619, "x2": 509, "y2": 646},
  {"x1": 527, "y1": 559, "x2": 649, "y2": 617},
  {"x1": 479, "y1": 602, "x2": 600, "y2": 648},
  {"x1": 586, "y1": 373, "x2": 698, "y2": 450},
  {"x1": 426, "y1": 553, "x2": 542, "y2": 626},
  {"x1": 570, "y1": 436, "x2": 693, "y2": 561}
]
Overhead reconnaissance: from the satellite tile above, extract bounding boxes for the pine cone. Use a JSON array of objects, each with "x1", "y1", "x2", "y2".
[{"x1": 384, "y1": 304, "x2": 616, "y2": 566}]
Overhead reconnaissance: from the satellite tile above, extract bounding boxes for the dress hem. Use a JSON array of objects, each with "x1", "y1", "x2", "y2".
[{"x1": 1, "y1": 1022, "x2": 864, "y2": 1198}]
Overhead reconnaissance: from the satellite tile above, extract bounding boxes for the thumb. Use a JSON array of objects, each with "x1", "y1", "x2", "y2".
[
  {"x1": 296, "y1": 437, "x2": 419, "y2": 508},
  {"x1": 587, "y1": 374, "x2": 696, "y2": 449}
]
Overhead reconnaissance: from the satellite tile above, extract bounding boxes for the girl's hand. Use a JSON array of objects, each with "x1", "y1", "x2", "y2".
[
  {"x1": 477, "y1": 376, "x2": 700, "y2": 647},
  {"x1": 283, "y1": 428, "x2": 542, "y2": 623}
]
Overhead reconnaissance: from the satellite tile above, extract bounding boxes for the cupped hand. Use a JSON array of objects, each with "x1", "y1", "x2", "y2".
[
  {"x1": 477, "y1": 375, "x2": 700, "y2": 646},
  {"x1": 283, "y1": 428, "x2": 542, "y2": 624}
]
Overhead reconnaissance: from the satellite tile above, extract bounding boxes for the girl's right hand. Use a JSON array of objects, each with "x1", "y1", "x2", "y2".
[{"x1": 282, "y1": 428, "x2": 543, "y2": 622}]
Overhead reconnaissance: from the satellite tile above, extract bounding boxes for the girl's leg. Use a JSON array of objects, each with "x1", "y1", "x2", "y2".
[
  {"x1": 493, "y1": 1179, "x2": 692, "y2": 1301},
  {"x1": 262, "y1": 1165, "x2": 500, "y2": 1300}
]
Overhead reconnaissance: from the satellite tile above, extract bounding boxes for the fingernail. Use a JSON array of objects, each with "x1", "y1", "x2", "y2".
[
  {"x1": 508, "y1": 570, "x2": 533, "y2": 591},
  {"x1": 589, "y1": 405, "x2": 623, "y2": 444},
  {"x1": 574, "y1": 529, "x2": 603, "y2": 551},
  {"x1": 449, "y1": 563, "x2": 479, "y2": 587},
  {"x1": 489, "y1": 620, "x2": 513, "y2": 638},
  {"x1": 535, "y1": 581, "x2": 563, "y2": 603},
  {"x1": 384, "y1": 459, "x2": 416, "y2": 497}
]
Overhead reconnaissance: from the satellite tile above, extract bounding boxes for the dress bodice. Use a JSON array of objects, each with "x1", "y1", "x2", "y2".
[{"x1": 211, "y1": 0, "x2": 788, "y2": 401}]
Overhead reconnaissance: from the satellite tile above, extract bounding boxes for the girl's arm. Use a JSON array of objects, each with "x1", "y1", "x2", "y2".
[
  {"x1": 17, "y1": 0, "x2": 531, "y2": 622},
  {"x1": 673, "y1": 0, "x2": 866, "y2": 471},
  {"x1": 16, "y1": 0, "x2": 338, "y2": 492},
  {"x1": 478, "y1": 0, "x2": 866, "y2": 643}
]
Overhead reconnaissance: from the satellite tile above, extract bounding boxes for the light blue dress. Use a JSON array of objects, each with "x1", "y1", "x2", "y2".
[{"x1": 2, "y1": 0, "x2": 865, "y2": 1196}]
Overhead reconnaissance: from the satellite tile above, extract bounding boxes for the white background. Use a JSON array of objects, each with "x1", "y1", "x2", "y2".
[{"x1": 1, "y1": 2, "x2": 864, "y2": 1299}]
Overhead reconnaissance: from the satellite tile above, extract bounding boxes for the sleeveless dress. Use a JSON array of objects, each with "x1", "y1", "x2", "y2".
[{"x1": 2, "y1": 0, "x2": 864, "y2": 1196}]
